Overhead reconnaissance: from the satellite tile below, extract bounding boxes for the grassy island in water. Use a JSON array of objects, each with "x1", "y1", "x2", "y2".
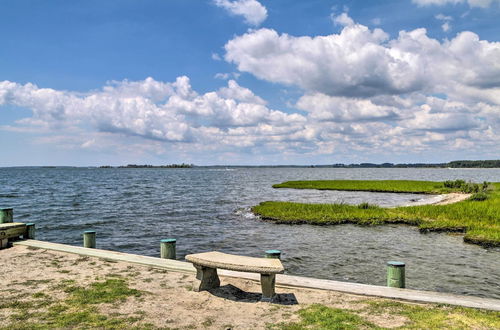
[{"x1": 253, "y1": 180, "x2": 500, "y2": 247}]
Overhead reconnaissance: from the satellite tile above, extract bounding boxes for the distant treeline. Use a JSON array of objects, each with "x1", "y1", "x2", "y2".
[
  {"x1": 314, "y1": 160, "x2": 500, "y2": 168},
  {"x1": 97, "y1": 160, "x2": 499, "y2": 169},
  {"x1": 446, "y1": 160, "x2": 500, "y2": 168},
  {"x1": 100, "y1": 163, "x2": 193, "y2": 169}
]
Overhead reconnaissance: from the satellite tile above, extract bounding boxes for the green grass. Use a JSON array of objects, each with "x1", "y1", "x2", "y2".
[
  {"x1": 253, "y1": 181, "x2": 500, "y2": 247},
  {"x1": 273, "y1": 180, "x2": 458, "y2": 194},
  {"x1": 1, "y1": 278, "x2": 147, "y2": 329},
  {"x1": 272, "y1": 302, "x2": 500, "y2": 329},
  {"x1": 273, "y1": 304, "x2": 376, "y2": 329}
]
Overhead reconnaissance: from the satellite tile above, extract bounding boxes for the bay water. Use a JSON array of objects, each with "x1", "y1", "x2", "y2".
[{"x1": 1, "y1": 167, "x2": 499, "y2": 298}]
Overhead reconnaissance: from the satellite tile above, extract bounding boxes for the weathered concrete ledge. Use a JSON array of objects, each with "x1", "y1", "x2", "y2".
[
  {"x1": 14, "y1": 239, "x2": 195, "y2": 274},
  {"x1": 13, "y1": 239, "x2": 500, "y2": 311}
]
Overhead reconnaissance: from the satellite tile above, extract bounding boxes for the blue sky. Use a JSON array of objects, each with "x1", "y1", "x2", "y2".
[{"x1": 1, "y1": 0, "x2": 499, "y2": 166}]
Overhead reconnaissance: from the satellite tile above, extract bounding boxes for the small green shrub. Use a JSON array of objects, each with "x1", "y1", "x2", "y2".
[
  {"x1": 469, "y1": 192, "x2": 488, "y2": 201},
  {"x1": 483, "y1": 181, "x2": 490, "y2": 190},
  {"x1": 461, "y1": 182, "x2": 480, "y2": 193},
  {"x1": 443, "y1": 180, "x2": 485, "y2": 193},
  {"x1": 444, "y1": 180, "x2": 465, "y2": 188}
]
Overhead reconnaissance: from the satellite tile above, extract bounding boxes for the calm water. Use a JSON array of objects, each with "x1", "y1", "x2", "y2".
[{"x1": 1, "y1": 167, "x2": 499, "y2": 299}]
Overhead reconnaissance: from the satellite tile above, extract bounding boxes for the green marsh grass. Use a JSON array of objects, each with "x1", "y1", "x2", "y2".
[
  {"x1": 272, "y1": 302, "x2": 500, "y2": 329},
  {"x1": 254, "y1": 181, "x2": 500, "y2": 247},
  {"x1": 273, "y1": 180, "x2": 456, "y2": 194}
]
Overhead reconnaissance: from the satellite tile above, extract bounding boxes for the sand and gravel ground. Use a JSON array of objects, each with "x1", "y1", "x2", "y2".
[
  {"x1": 0, "y1": 245, "x2": 420, "y2": 329},
  {"x1": 432, "y1": 193, "x2": 472, "y2": 205}
]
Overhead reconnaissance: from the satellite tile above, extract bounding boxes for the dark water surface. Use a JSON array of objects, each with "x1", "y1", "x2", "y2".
[{"x1": 1, "y1": 167, "x2": 499, "y2": 298}]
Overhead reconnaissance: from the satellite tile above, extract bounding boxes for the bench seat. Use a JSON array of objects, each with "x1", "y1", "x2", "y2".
[
  {"x1": 185, "y1": 251, "x2": 285, "y2": 302},
  {"x1": 186, "y1": 251, "x2": 284, "y2": 274}
]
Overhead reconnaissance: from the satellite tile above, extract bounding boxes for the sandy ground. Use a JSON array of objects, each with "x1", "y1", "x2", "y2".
[
  {"x1": 404, "y1": 192, "x2": 471, "y2": 206},
  {"x1": 433, "y1": 193, "x2": 471, "y2": 205},
  {"x1": 0, "y1": 245, "x2": 413, "y2": 329}
]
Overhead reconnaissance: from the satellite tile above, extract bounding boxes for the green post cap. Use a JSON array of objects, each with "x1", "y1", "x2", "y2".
[
  {"x1": 161, "y1": 238, "x2": 176, "y2": 243},
  {"x1": 265, "y1": 249, "x2": 281, "y2": 259},
  {"x1": 387, "y1": 261, "x2": 405, "y2": 267},
  {"x1": 26, "y1": 222, "x2": 35, "y2": 226},
  {"x1": 84, "y1": 230, "x2": 96, "y2": 234}
]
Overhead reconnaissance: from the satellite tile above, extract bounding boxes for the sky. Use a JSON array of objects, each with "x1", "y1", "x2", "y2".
[{"x1": 0, "y1": 0, "x2": 499, "y2": 166}]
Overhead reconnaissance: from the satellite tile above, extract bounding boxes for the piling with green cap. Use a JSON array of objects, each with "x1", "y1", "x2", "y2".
[
  {"x1": 387, "y1": 261, "x2": 405, "y2": 288},
  {"x1": 265, "y1": 249, "x2": 281, "y2": 259},
  {"x1": 0, "y1": 208, "x2": 13, "y2": 223},
  {"x1": 160, "y1": 239, "x2": 176, "y2": 259},
  {"x1": 25, "y1": 223, "x2": 36, "y2": 239},
  {"x1": 83, "y1": 230, "x2": 96, "y2": 248}
]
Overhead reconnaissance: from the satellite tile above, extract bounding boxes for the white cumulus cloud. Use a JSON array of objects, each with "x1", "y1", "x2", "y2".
[
  {"x1": 214, "y1": 0, "x2": 267, "y2": 26},
  {"x1": 0, "y1": 77, "x2": 306, "y2": 147},
  {"x1": 224, "y1": 17, "x2": 500, "y2": 102}
]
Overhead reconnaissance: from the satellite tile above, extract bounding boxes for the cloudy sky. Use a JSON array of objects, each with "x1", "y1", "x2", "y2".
[{"x1": 1, "y1": 0, "x2": 499, "y2": 166}]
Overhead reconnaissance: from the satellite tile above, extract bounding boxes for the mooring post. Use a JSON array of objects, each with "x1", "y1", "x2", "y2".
[
  {"x1": 387, "y1": 261, "x2": 405, "y2": 288},
  {"x1": 160, "y1": 238, "x2": 176, "y2": 259},
  {"x1": 0, "y1": 208, "x2": 13, "y2": 223},
  {"x1": 25, "y1": 223, "x2": 36, "y2": 239},
  {"x1": 83, "y1": 230, "x2": 96, "y2": 248},
  {"x1": 265, "y1": 249, "x2": 281, "y2": 259}
]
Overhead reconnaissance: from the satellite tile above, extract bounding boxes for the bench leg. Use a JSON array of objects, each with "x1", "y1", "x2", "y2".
[
  {"x1": 0, "y1": 238, "x2": 8, "y2": 249},
  {"x1": 193, "y1": 265, "x2": 220, "y2": 292},
  {"x1": 260, "y1": 274, "x2": 276, "y2": 302}
]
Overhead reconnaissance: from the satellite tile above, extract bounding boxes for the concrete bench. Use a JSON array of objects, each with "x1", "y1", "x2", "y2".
[{"x1": 185, "y1": 251, "x2": 285, "y2": 302}]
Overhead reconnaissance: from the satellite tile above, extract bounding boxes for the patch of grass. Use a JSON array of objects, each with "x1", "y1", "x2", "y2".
[
  {"x1": 273, "y1": 180, "x2": 457, "y2": 194},
  {"x1": 273, "y1": 302, "x2": 500, "y2": 330},
  {"x1": 362, "y1": 300, "x2": 500, "y2": 329},
  {"x1": 16, "y1": 279, "x2": 52, "y2": 287},
  {"x1": 272, "y1": 304, "x2": 377, "y2": 329},
  {"x1": 32, "y1": 292, "x2": 49, "y2": 299},
  {"x1": 254, "y1": 181, "x2": 500, "y2": 247},
  {"x1": 0, "y1": 299, "x2": 51, "y2": 310},
  {"x1": 67, "y1": 278, "x2": 142, "y2": 304},
  {"x1": 0, "y1": 278, "x2": 147, "y2": 329}
]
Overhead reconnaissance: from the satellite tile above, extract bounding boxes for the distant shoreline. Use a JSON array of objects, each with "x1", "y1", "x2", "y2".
[{"x1": 1, "y1": 160, "x2": 500, "y2": 169}]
